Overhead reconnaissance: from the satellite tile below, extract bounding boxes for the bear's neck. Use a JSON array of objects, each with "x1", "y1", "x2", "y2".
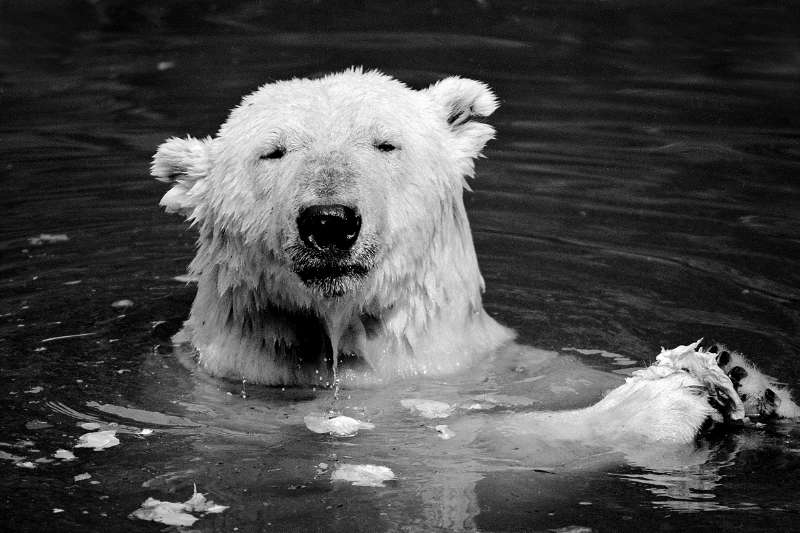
[
  {"x1": 188, "y1": 203, "x2": 511, "y2": 382},
  {"x1": 352, "y1": 199, "x2": 506, "y2": 377}
]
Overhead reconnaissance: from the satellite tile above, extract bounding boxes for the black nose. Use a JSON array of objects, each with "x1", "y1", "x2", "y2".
[{"x1": 297, "y1": 204, "x2": 361, "y2": 252}]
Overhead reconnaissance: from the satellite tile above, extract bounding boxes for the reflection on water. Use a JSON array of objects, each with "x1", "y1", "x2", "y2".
[{"x1": 1, "y1": 1, "x2": 799, "y2": 531}]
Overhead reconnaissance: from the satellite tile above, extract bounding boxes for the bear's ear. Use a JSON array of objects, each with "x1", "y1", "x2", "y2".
[
  {"x1": 151, "y1": 136, "x2": 212, "y2": 216},
  {"x1": 426, "y1": 76, "x2": 498, "y2": 127},
  {"x1": 425, "y1": 76, "x2": 499, "y2": 159}
]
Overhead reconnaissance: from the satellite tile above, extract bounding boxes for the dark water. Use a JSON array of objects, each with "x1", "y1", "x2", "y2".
[{"x1": 2, "y1": 1, "x2": 800, "y2": 531}]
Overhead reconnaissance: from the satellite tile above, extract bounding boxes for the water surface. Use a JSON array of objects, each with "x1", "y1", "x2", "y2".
[{"x1": 1, "y1": 2, "x2": 799, "y2": 531}]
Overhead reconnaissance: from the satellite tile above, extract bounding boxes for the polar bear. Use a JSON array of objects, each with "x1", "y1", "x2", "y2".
[
  {"x1": 153, "y1": 68, "x2": 514, "y2": 386},
  {"x1": 154, "y1": 69, "x2": 797, "y2": 443}
]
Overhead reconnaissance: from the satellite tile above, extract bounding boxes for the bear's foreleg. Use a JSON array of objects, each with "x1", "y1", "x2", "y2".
[{"x1": 503, "y1": 341, "x2": 798, "y2": 447}]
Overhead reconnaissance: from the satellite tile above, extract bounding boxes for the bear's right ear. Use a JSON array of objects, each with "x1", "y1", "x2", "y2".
[
  {"x1": 425, "y1": 76, "x2": 499, "y2": 159},
  {"x1": 151, "y1": 136, "x2": 212, "y2": 216}
]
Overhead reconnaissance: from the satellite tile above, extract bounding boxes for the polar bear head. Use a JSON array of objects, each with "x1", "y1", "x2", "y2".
[
  {"x1": 152, "y1": 68, "x2": 509, "y2": 383},
  {"x1": 153, "y1": 68, "x2": 497, "y2": 300}
]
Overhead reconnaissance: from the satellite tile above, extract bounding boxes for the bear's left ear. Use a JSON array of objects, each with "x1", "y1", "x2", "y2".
[
  {"x1": 151, "y1": 135, "x2": 213, "y2": 216},
  {"x1": 425, "y1": 76, "x2": 499, "y2": 158}
]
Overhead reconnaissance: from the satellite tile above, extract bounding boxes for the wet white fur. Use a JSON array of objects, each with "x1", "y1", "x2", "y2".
[
  {"x1": 153, "y1": 68, "x2": 514, "y2": 384},
  {"x1": 499, "y1": 342, "x2": 744, "y2": 445},
  {"x1": 154, "y1": 70, "x2": 799, "y2": 446}
]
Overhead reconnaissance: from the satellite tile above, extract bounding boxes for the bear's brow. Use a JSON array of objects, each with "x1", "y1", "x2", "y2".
[
  {"x1": 367, "y1": 123, "x2": 401, "y2": 141},
  {"x1": 257, "y1": 129, "x2": 313, "y2": 150}
]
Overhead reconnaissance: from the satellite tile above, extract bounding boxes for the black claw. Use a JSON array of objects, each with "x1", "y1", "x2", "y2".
[
  {"x1": 708, "y1": 345, "x2": 719, "y2": 354},
  {"x1": 714, "y1": 385, "x2": 738, "y2": 412},
  {"x1": 707, "y1": 396, "x2": 725, "y2": 411},
  {"x1": 764, "y1": 388, "x2": 777, "y2": 404},
  {"x1": 758, "y1": 388, "x2": 781, "y2": 419},
  {"x1": 717, "y1": 350, "x2": 731, "y2": 367},
  {"x1": 728, "y1": 366, "x2": 748, "y2": 390},
  {"x1": 706, "y1": 383, "x2": 740, "y2": 423},
  {"x1": 697, "y1": 416, "x2": 716, "y2": 437}
]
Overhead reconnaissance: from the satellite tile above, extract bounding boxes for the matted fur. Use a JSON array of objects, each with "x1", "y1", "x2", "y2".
[
  {"x1": 154, "y1": 70, "x2": 799, "y2": 445},
  {"x1": 153, "y1": 68, "x2": 514, "y2": 385}
]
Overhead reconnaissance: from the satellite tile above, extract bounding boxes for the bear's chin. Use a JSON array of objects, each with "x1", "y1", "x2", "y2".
[{"x1": 295, "y1": 265, "x2": 370, "y2": 298}]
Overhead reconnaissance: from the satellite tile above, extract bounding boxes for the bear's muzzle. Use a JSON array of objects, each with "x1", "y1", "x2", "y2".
[{"x1": 289, "y1": 204, "x2": 376, "y2": 297}]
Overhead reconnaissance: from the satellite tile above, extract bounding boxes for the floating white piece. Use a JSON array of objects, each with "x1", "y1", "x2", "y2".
[
  {"x1": 74, "y1": 473, "x2": 91, "y2": 482},
  {"x1": 315, "y1": 462, "x2": 329, "y2": 476},
  {"x1": 0, "y1": 450, "x2": 25, "y2": 462},
  {"x1": 331, "y1": 464, "x2": 395, "y2": 487},
  {"x1": 131, "y1": 498, "x2": 198, "y2": 526},
  {"x1": 130, "y1": 485, "x2": 229, "y2": 526},
  {"x1": 28, "y1": 234, "x2": 69, "y2": 245},
  {"x1": 184, "y1": 491, "x2": 228, "y2": 513},
  {"x1": 75, "y1": 430, "x2": 119, "y2": 451},
  {"x1": 434, "y1": 425, "x2": 456, "y2": 440},
  {"x1": 303, "y1": 414, "x2": 375, "y2": 437},
  {"x1": 400, "y1": 399, "x2": 454, "y2": 419},
  {"x1": 562, "y1": 347, "x2": 638, "y2": 366}
]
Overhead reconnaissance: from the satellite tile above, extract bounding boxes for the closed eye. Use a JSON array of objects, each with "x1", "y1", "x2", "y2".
[
  {"x1": 260, "y1": 147, "x2": 286, "y2": 160},
  {"x1": 374, "y1": 141, "x2": 397, "y2": 152}
]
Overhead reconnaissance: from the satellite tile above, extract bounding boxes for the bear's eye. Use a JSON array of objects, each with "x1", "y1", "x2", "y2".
[
  {"x1": 374, "y1": 141, "x2": 397, "y2": 153},
  {"x1": 260, "y1": 147, "x2": 286, "y2": 160}
]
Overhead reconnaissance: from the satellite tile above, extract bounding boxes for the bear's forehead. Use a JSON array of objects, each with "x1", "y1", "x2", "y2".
[
  {"x1": 250, "y1": 70, "x2": 416, "y2": 104},
  {"x1": 222, "y1": 71, "x2": 435, "y2": 133}
]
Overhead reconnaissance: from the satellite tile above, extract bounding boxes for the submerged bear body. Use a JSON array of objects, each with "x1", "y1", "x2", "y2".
[{"x1": 155, "y1": 69, "x2": 798, "y2": 446}]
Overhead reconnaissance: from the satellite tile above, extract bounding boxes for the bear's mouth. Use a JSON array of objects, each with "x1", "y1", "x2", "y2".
[
  {"x1": 287, "y1": 243, "x2": 378, "y2": 298},
  {"x1": 295, "y1": 263, "x2": 371, "y2": 297}
]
